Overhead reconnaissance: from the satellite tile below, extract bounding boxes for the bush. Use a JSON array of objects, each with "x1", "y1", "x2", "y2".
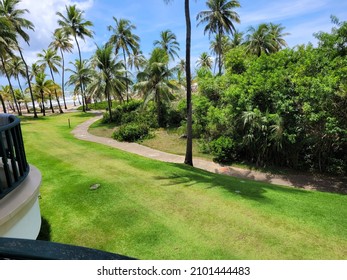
[
  {"x1": 102, "y1": 100, "x2": 144, "y2": 124},
  {"x1": 112, "y1": 122, "x2": 150, "y2": 142},
  {"x1": 209, "y1": 136, "x2": 237, "y2": 164}
]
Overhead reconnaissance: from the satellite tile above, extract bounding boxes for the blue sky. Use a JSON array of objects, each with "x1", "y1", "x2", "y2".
[{"x1": 2, "y1": 0, "x2": 347, "y2": 86}]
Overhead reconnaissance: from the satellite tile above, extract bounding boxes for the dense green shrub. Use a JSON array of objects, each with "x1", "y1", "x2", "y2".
[
  {"x1": 208, "y1": 136, "x2": 237, "y2": 164},
  {"x1": 112, "y1": 122, "x2": 150, "y2": 142},
  {"x1": 102, "y1": 100, "x2": 144, "y2": 124}
]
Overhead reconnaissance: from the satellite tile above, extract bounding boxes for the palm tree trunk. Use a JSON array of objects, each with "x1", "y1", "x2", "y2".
[
  {"x1": 184, "y1": 0, "x2": 193, "y2": 166},
  {"x1": 49, "y1": 67, "x2": 63, "y2": 113},
  {"x1": 17, "y1": 47, "x2": 38, "y2": 118},
  {"x1": 123, "y1": 50, "x2": 129, "y2": 103},
  {"x1": 49, "y1": 94, "x2": 54, "y2": 113},
  {"x1": 218, "y1": 30, "x2": 223, "y2": 75},
  {"x1": 41, "y1": 90, "x2": 46, "y2": 116},
  {"x1": 0, "y1": 56, "x2": 21, "y2": 116},
  {"x1": 60, "y1": 49, "x2": 67, "y2": 109},
  {"x1": 74, "y1": 35, "x2": 86, "y2": 112},
  {"x1": 0, "y1": 95, "x2": 7, "y2": 113},
  {"x1": 106, "y1": 84, "x2": 112, "y2": 122},
  {"x1": 17, "y1": 76, "x2": 30, "y2": 113}
]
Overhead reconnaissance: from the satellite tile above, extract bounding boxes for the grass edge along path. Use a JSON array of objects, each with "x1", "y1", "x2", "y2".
[{"x1": 21, "y1": 112, "x2": 347, "y2": 259}]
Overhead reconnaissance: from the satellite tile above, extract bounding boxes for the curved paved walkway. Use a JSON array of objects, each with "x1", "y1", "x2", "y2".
[{"x1": 72, "y1": 114, "x2": 347, "y2": 194}]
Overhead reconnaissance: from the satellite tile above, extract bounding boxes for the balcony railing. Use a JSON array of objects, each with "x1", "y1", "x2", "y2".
[{"x1": 0, "y1": 114, "x2": 30, "y2": 199}]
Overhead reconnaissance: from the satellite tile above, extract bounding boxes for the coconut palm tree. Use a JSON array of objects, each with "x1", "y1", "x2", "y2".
[
  {"x1": 197, "y1": 0, "x2": 241, "y2": 75},
  {"x1": 29, "y1": 62, "x2": 44, "y2": 81},
  {"x1": 66, "y1": 59, "x2": 93, "y2": 111},
  {"x1": 0, "y1": 85, "x2": 11, "y2": 112},
  {"x1": 93, "y1": 45, "x2": 129, "y2": 121},
  {"x1": 154, "y1": 29, "x2": 180, "y2": 61},
  {"x1": 128, "y1": 49, "x2": 146, "y2": 72},
  {"x1": 0, "y1": 0, "x2": 37, "y2": 117},
  {"x1": 107, "y1": 18, "x2": 140, "y2": 103},
  {"x1": 209, "y1": 34, "x2": 231, "y2": 73},
  {"x1": 32, "y1": 73, "x2": 60, "y2": 117},
  {"x1": 37, "y1": 48, "x2": 64, "y2": 113},
  {"x1": 8, "y1": 55, "x2": 27, "y2": 113},
  {"x1": 245, "y1": 23, "x2": 276, "y2": 56},
  {"x1": 56, "y1": 4, "x2": 93, "y2": 112},
  {"x1": 268, "y1": 23, "x2": 289, "y2": 51},
  {"x1": 230, "y1": 30, "x2": 244, "y2": 48},
  {"x1": 49, "y1": 29, "x2": 73, "y2": 110},
  {"x1": 8, "y1": 55, "x2": 25, "y2": 93},
  {"x1": 163, "y1": 0, "x2": 193, "y2": 166},
  {"x1": 135, "y1": 48, "x2": 176, "y2": 127},
  {"x1": 0, "y1": 52, "x2": 21, "y2": 115},
  {"x1": 196, "y1": 51, "x2": 213, "y2": 70}
]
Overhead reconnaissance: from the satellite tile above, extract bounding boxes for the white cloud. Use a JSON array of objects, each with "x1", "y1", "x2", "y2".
[{"x1": 17, "y1": 0, "x2": 95, "y2": 65}]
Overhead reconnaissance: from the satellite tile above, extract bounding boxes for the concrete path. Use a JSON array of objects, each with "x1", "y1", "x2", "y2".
[{"x1": 72, "y1": 114, "x2": 347, "y2": 194}]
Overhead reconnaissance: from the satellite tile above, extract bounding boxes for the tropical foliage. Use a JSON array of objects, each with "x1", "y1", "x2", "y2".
[{"x1": 194, "y1": 18, "x2": 347, "y2": 175}]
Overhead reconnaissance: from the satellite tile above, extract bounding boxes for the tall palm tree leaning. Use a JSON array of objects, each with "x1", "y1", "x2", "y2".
[
  {"x1": 107, "y1": 18, "x2": 140, "y2": 103},
  {"x1": 0, "y1": 0, "x2": 37, "y2": 117},
  {"x1": 197, "y1": 0, "x2": 241, "y2": 75},
  {"x1": 37, "y1": 48, "x2": 64, "y2": 113},
  {"x1": 56, "y1": 5, "x2": 93, "y2": 112},
  {"x1": 49, "y1": 29, "x2": 73, "y2": 110},
  {"x1": 154, "y1": 29, "x2": 180, "y2": 61},
  {"x1": 163, "y1": 0, "x2": 193, "y2": 166}
]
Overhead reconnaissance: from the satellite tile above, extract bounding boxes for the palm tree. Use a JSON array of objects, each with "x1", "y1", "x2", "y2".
[
  {"x1": 128, "y1": 49, "x2": 146, "y2": 72},
  {"x1": 268, "y1": 23, "x2": 289, "y2": 51},
  {"x1": 196, "y1": 51, "x2": 213, "y2": 70},
  {"x1": 245, "y1": 23, "x2": 274, "y2": 56},
  {"x1": 29, "y1": 62, "x2": 44, "y2": 81},
  {"x1": 163, "y1": 0, "x2": 193, "y2": 166},
  {"x1": 93, "y1": 44, "x2": 128, "y2": 121},
  {"x1": 107, "y1": 18, "x2": 140, "y2": 103},
  {"x1": 32, "y1": 72, "x2": 60, "y2": 117},
  {"x1": 0, "y1": 85, "x2": 11, "y2": 112},
  {"x1": 66, "y1": 59, "x2": 93, "y2": 110},
  {"x1": 56, "y1": 4, "x2": 93, "y2": 112},
  {"x1": 176, "y1": 58, "x2": 186, "y2": 85},
  {"x1": 230, "y1": 30, "x2": 244, "y2": 48},
  {"x1": 49, "y1": 29, "x2": 73, "y2": 110},
  {"x1": 209, "y1": 34, "x2": 231, "y2": 73},
  {"x1": 0, "y1": 0, "x2": 37, "y2": 117},
  {"x1": 37, "y1": 48, "x2": 63, "y2": 113},
  {"x1": 154, "y1": 29, "x2": 180, "y2": 61},
  {"x1": 197, "y1": 0, "x2": 241, "y2": 75},
  {"x1": 8, "y1": 55, "x2": 26, "y2": 113},
  {"x1": 0, "y1": 52, "x2": 21, "y2": 115},
  {"x1": 135, "y1": 48, "x2": 176, "y2": 127},
  {"x1": 8, "y1": 55, "x2": 25, "y2": 93}
]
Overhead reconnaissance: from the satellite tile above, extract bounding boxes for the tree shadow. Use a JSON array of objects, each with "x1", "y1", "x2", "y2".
[
  {"x1": 37, "y1": 216, "x2": 52, "y2": 241},
  {"x1": 155, "y1": 163, "x2": 309, "y2": 203}
]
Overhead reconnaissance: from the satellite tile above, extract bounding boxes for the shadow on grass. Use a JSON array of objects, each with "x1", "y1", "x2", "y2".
[
  {"x1": 37, "y1": 216, "x2": 52, "y2": 241},
  {"x1": 155, "y1": 163, "x2": 310, "y2": 202}
]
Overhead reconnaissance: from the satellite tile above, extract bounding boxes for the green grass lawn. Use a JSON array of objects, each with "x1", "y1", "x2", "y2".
[{"x1": 21, "y1": 113, "x2": 347, "y2": 259}]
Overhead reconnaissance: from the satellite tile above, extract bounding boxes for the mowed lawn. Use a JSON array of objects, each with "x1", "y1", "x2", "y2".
[{"x1": 21, "y1": 113, "x2": 347, "y2": 259}]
